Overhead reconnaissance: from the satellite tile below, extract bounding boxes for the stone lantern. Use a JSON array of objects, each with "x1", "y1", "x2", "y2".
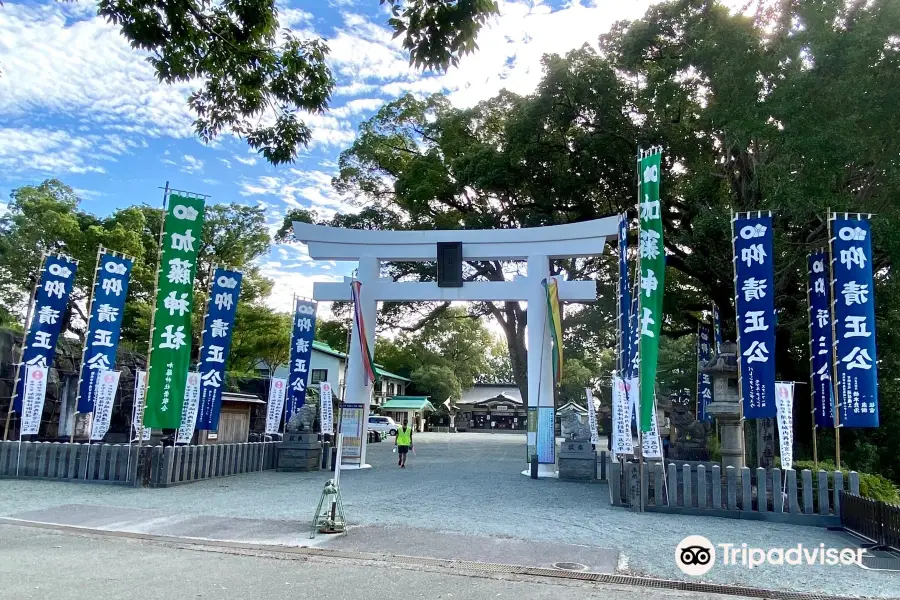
[{"x1": 701, "y1": 341, "x2": 745, "y2": 470}]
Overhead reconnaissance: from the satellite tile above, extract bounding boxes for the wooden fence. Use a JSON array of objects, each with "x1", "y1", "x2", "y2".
[
  {"x1": 0, "y1": 440, "x2": 279, "y2": 487},
  {"x1": 608, "y1": 460, "x2": 857, "y2": 526},
  {"x1": 841, "y1": 491, "x2": 900, "y2": 551}
]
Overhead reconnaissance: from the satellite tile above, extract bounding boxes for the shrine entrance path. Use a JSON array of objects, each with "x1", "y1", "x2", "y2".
[{"x1": 1, "y1": 433, "x2": 894, "y2": 597}]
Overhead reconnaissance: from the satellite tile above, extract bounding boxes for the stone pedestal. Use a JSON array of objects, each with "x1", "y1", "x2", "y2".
[
  {"x1": 276, "y1": 433, "x2": 322, "y2": 472},
  {"x1": 558, "y1": 439, "x2": 597, "y2": 482}
]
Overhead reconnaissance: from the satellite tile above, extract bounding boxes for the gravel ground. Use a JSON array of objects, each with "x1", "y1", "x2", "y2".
[{"x1": 1, "y1": 432, "x2": 897, "y2": 597}]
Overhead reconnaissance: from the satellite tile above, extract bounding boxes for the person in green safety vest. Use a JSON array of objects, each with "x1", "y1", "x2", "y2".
[{"x1": 395, "y1": 420, "x2": 413, "y2": 468}]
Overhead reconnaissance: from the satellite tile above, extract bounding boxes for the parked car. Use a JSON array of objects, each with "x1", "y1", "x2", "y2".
[{"x1": 367, "y1": 415, "x2": 399, "y2": 436}]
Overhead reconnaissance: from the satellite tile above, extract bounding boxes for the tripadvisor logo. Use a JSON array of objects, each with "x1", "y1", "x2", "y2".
[
  {"x1": 675, "y1": 536, "x2": 866, "y2": 575},
  {"x1": 676, "y1": 535, "x2": 715, "y2": 576}
]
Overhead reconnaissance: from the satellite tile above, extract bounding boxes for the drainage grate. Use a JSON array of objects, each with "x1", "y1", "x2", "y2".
[
  {"x1": 551, "y1": 562, "x2": 588, "y2": 571},
  {"x1": 0, "y1": 518, "x2": 879, "y2": 600}
]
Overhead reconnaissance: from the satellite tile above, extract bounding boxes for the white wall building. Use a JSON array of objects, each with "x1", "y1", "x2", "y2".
[{"x1": 256, "y1": 341, "x2": 409, "y2": 405}]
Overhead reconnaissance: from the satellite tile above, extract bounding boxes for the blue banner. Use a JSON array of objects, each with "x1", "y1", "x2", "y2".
[
  {"x1": 733, "y1": 214, "x2": 776, "y2": 419},
  {"x1": 830, "y1": 216, "x2": 879, "y2": 427},
  {"x1": 286, "y1": 298, "x2": 318, "y2": 423},
  {"x1": 196, "y1": 268, "x2": 243, "y2": 430},
  {"x1": 618, "y1": 214, "x2": 632, "y2": 376},
  {"x1": 712, "y1": 302, "x2": 723, "y2": 354},
  {"x1": 808, "y1": 251, "x2": 834, "y2": 428},
  {"x1": 697, "y1": 323, "x2": 713, "y2": 421},
  {"x1": 76, "y1": 252, "x2": 133, "y2": 413},
  {"x1": 14, "y1": 254, "x2": 78, "y2": 411}
]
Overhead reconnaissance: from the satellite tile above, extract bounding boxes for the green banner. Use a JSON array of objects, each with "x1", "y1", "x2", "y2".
[
  {"x1": 144, "y1": 194, "x2": 206, "y2": 429},
  {"x1": 637, "y1": 150, "x2": 664, "y2": 432}
]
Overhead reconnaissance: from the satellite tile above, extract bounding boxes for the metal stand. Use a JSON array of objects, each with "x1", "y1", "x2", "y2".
[{"x1": 310, "y1": 479, "x2": 346, "y2": 538}]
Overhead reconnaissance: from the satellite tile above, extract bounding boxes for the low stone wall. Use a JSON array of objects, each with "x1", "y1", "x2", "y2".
[
  {"x1": 608, "y1": 460, "x2": 857, "y2": 526},
  {"x1": 0, "y1": 440, "x2": 280, "y2": 488}
]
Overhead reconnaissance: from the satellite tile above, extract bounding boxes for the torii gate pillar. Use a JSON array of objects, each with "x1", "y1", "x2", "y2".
[
  {"x1": 343, "y1": 256, "x2": 378, "y2": 469},
  {"x1": 526, "y1": 254, "x2": 556, "y2": 477}
]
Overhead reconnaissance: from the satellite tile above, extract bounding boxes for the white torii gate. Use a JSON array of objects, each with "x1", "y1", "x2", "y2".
[{"x1": 293, "y1": 218, "x2": 619, "y2": 477}]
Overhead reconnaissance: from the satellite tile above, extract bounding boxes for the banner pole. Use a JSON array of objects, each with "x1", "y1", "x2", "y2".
[
  {"x1": 826, "y1": 208, "x2": 841, "y2": 471},
  {"x1": 71, "y1": 245, "x2": 104, "y2": 444},
  {"x1": 4, "y1": 253, "x2": 45, "y2": 442},
  {"x1": 730, "y1": 210, "x2": 747, "y2": 465},
  {"x1": 136, "y1": 182, "x2": 170, "y2": 472},
  {"x1": 806, "y1": 252, "x2": 818, "y2": 471}
]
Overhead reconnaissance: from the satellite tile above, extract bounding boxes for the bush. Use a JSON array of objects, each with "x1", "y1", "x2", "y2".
[{"x1": 778, "y1": 459, "x2": 900, "y2": 505}]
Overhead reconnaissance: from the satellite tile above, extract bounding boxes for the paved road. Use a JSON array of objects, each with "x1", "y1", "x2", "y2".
[
  {"x1": 1, "y1": 433, "x2": 897, "y2": 597},
  {"x1": 0, "y1": 524, "x2": 746, "y2": 600}
]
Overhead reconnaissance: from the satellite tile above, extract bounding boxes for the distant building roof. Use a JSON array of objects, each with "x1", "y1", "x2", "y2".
[
  {"x1": 380, "y1": 396, "x2": 435, "y2": 411},
  {"x1": 375, "y1": 366, "x2": 410, "y2": 382},
  {"x1": 459, "y1": 383, "x2": 522, "y2": 405},
  {"x1": 221, "y1": 392, "x2": 265, "y2": 405},
  {"x1": 456, "y1": 391, "x2": 522, "y2": 407},
  {"x1": 312, "y1": 340, "x2": 346, "y2": 359}
]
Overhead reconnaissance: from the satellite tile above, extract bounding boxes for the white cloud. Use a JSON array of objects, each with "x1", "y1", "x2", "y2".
[
  {"x1": 219, "y1": 158, "x2": 232, "y2": 168},
  {"x1": 257, "y1": 254, "x2": 345, "y2": 313},
  {"x1": 239, "y1": 168, "x2": 356, "y2": 220},
  {"x1": 330, "y1": 98, "x2": 386, "y2": 118},
  {"x1": 323, "y1": 0, "x2": 658, "y2": 108},
  {"x1": 182, "y1": 154, "x2": 204, "y2": 174},
  {"x1": 0, "y1": 128, "x2": 107, "y2": 176},
  {"x1": 233, "y1": 154, "x2": 258, "y2": 166}
]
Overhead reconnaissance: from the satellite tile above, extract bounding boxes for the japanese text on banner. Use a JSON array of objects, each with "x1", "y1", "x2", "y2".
[
  {"x1": 697, "y1": 323, "x2": 713, "y2": 421},
  {"x1": 77, "y1": 252, "x2": 133, "y2": 413},
  {"x1": 144, "y1": 194, "x2": 206, "y2": 429},
  {"x1": 611, "y1": 376, "x2": 633, "y2": 456},
  {"x1": 733, "y1": 214, "x2": 776, "y2": 418},
  {"x1": 808, "y1": 252, "x2": 835, "y2": 428},
  {"x1": 618, "y1": 214, "x2": 632, "y2": 376},
  {"x1": 265, "y1": 377, "x2": 287, "y2": 434},
  {"x1": 584, "y1": 389, "x2": 600, "y2": 445},
  {"x1": 196, "y1": 268, "x2": 242, "y2": 430},
  {"x1": 90, "y1": 370, "x2": 121, "y2": 441},
  {"x1": 830, "y1": 216, "x2": 879, "y2": 427},
  {"x1": 774, "y1": 382, "x2": 795, "y2": 471},
  {"x1": 20, "y1": 366, "x2": 49, "y2": 436},
  {"x1": 14, "y1": 255, "x2": 77, "y2": 412},
  {"x1": 286, "y1": 299, "x2": 318, "y2": 423},
  {"x1": 637, "y1": 150, "x2": 664, "y2": 432},
  {"x1": 176, "y1": 372, "x2": 202, "y2": 444},
  {"x1": 319, "y1": 381, "x2": 334, "y2": 435},
  {"x1": 131, "y1": 370, "x2": 150, "y2": 441}
]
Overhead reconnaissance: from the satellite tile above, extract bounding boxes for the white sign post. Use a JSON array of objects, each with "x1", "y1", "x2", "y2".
[
  {"x1": 584, "y1": 388, "x2": 600, "y2": 446},
  {"x1": 90, "y1": 370, "x2": 121, "y2": 441},
  {"x1": 612, "y1": 376, "x2": 634, "y2": 455},
  {"x1": 775, "y1": 381, "x2": 795, "y2": 472},
  {"x1": 20, "y1": 365, "x2": 49, "y2": 437},
  {"x1": 320, "y1": 381, "x2": 334, "y2": 435},
  {"x1": 17, "y1": 365, "x2": 49, "y2": 476},
  {"x1": 265, "y1": 377, "x2": 287, "y2": 435},
  {"x1": 131, "y1": 370, "x2": 151, "y2": 441},
  {"x1": 175, "y1": 372, "x2": 201, "y2": 445},
  {"x1": 641, "y1": 398, "x2": 663, "y2": 460}
]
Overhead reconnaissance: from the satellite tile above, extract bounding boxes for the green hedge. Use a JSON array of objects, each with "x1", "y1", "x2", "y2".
[{"x1": 778, "y1": 459, "x2": 900, "y2": 504}]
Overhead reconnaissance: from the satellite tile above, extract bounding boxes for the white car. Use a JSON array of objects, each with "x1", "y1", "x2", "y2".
[{"x1": 368, "y1": 415, "x2": 399, "y2": 436}]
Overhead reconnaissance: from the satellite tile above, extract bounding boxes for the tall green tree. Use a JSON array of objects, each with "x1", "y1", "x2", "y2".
[
  {"x1": 95, "y1": 0, "x2": 498, "y2": 164},
  {"x1": 0, "y1": 180, "x2": 274, "y2": 350}
]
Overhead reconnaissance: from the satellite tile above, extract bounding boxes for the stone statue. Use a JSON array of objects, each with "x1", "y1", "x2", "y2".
[
  {"x1": 560, "y1": 411, "x2": 591, "y2": 441},
  {"x1": 285, "y1": 402, "x2": 318, "y2": 433},
  {"x1": 669, "y1": 402, "x2": 710, "y2": 460}
]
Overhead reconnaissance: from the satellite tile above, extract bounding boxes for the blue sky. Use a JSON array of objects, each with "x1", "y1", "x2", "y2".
[{"x1": 0, "y1": 0, "x2": 656, "y2": 313}]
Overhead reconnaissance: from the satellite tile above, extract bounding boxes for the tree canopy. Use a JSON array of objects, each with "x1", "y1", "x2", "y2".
[
  {"x1": 96, "y1": 0, "x2": 499, "y2": 164},
  {"x1": 280, "y1": 0, "x2": 900, "y2": 481},
  {"x1": 0, "y1": 180, "x2": 274, "y2": 358}
]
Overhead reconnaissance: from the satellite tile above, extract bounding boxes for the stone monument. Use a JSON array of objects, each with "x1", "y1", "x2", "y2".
[
  {"x1": 558, "y1": 404, "x2": 597, "y2": 482},
  {"x1": 276, "y1": 402, "x2": 322, "y2": 471},
  {"x1": 701, "y1": 341, "x2": 745, "y2": 470}
]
